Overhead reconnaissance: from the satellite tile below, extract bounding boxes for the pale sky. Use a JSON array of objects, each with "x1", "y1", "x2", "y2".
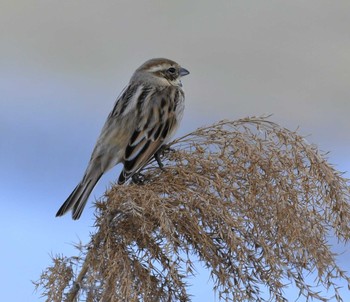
[{"x1": 1, "y1": 1, "x2": 350, "y2": 301}]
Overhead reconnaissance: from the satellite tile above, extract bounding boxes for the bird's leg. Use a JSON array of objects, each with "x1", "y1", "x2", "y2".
[
  {"x1": 154, "y1": 151, "x2": 164, "y2": 169},
  {"x1": 154, "y1": 144, "x2": 176, "y2": 169}
]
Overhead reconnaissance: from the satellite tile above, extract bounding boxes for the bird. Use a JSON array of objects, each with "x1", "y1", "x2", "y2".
[{"x1": 56, "y1": 58, "x2": 190, "y2": 220}]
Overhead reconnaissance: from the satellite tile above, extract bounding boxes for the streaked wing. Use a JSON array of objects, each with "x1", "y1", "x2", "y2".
[{"x1": 118, "y1": 88, "x2": 178, "y2": 184}]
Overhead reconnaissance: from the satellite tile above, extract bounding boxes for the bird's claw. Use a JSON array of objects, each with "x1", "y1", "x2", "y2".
[
  {"x1": 132, "y1": 173, "x2": 146, "y2": 184},
  {"x1": 154, "y1": 145, "x2": 175, "y2": 169}
]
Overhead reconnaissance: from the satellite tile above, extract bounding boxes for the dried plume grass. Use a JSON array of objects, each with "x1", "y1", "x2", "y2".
[{"x1": 35, "y1": 117, "x2": 350, "y2": 301}]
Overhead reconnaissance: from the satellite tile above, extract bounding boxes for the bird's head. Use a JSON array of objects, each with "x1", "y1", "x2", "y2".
[{"x1": 132, "y1": 58, "x2": 190, "y2": 87}]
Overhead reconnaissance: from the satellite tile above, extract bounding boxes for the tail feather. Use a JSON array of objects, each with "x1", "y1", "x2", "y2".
[{"x1": 56, "y1": 174, "x2": 102, "y2": 220}]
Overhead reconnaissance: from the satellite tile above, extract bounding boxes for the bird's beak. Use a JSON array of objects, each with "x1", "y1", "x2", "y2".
[{"x1": 179, "y1": 67, "x2": 190, "y2": 77}]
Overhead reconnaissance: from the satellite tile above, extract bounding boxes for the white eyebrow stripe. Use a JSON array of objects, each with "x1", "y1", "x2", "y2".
[{"x1": 147, "y1": 64, "x2": 166, "y2": 73}]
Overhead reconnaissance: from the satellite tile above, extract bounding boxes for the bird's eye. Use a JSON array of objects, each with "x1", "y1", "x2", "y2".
[{"x1": 167, "y1": 67, "x2": 176, "y2": 74}]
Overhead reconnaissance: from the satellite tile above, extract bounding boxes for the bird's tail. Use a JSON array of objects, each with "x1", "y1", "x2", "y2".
[{"x1": 56, "y1": 173, "x2": 102, "y2": 220}]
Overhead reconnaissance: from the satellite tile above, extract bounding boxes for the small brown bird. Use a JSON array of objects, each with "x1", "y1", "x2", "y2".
[{"x1": 56, "y1": 58, "x2": 189, "y2": 219}]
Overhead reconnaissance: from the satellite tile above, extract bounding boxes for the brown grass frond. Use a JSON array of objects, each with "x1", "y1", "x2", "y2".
[{"x1": 36, "y1": 117, "x2": 350, "y2": 301}]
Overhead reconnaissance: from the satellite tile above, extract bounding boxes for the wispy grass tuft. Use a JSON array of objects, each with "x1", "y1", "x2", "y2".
[{"x1": 34, "y1": 117, "x2": 350, "y2": 301}]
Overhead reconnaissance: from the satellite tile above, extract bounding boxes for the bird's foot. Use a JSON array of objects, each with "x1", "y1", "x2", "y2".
[
  {"x1": 132, "y1": 172, "x2": 146, "y2": 184},
  {"x1": 154, "y1": 145, "x2": 175, "y2": 169}
]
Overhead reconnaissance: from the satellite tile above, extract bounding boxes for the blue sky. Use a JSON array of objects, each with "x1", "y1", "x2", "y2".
[{"x1": 1, "y1": 1, "x2": 350, "y2": 301}]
